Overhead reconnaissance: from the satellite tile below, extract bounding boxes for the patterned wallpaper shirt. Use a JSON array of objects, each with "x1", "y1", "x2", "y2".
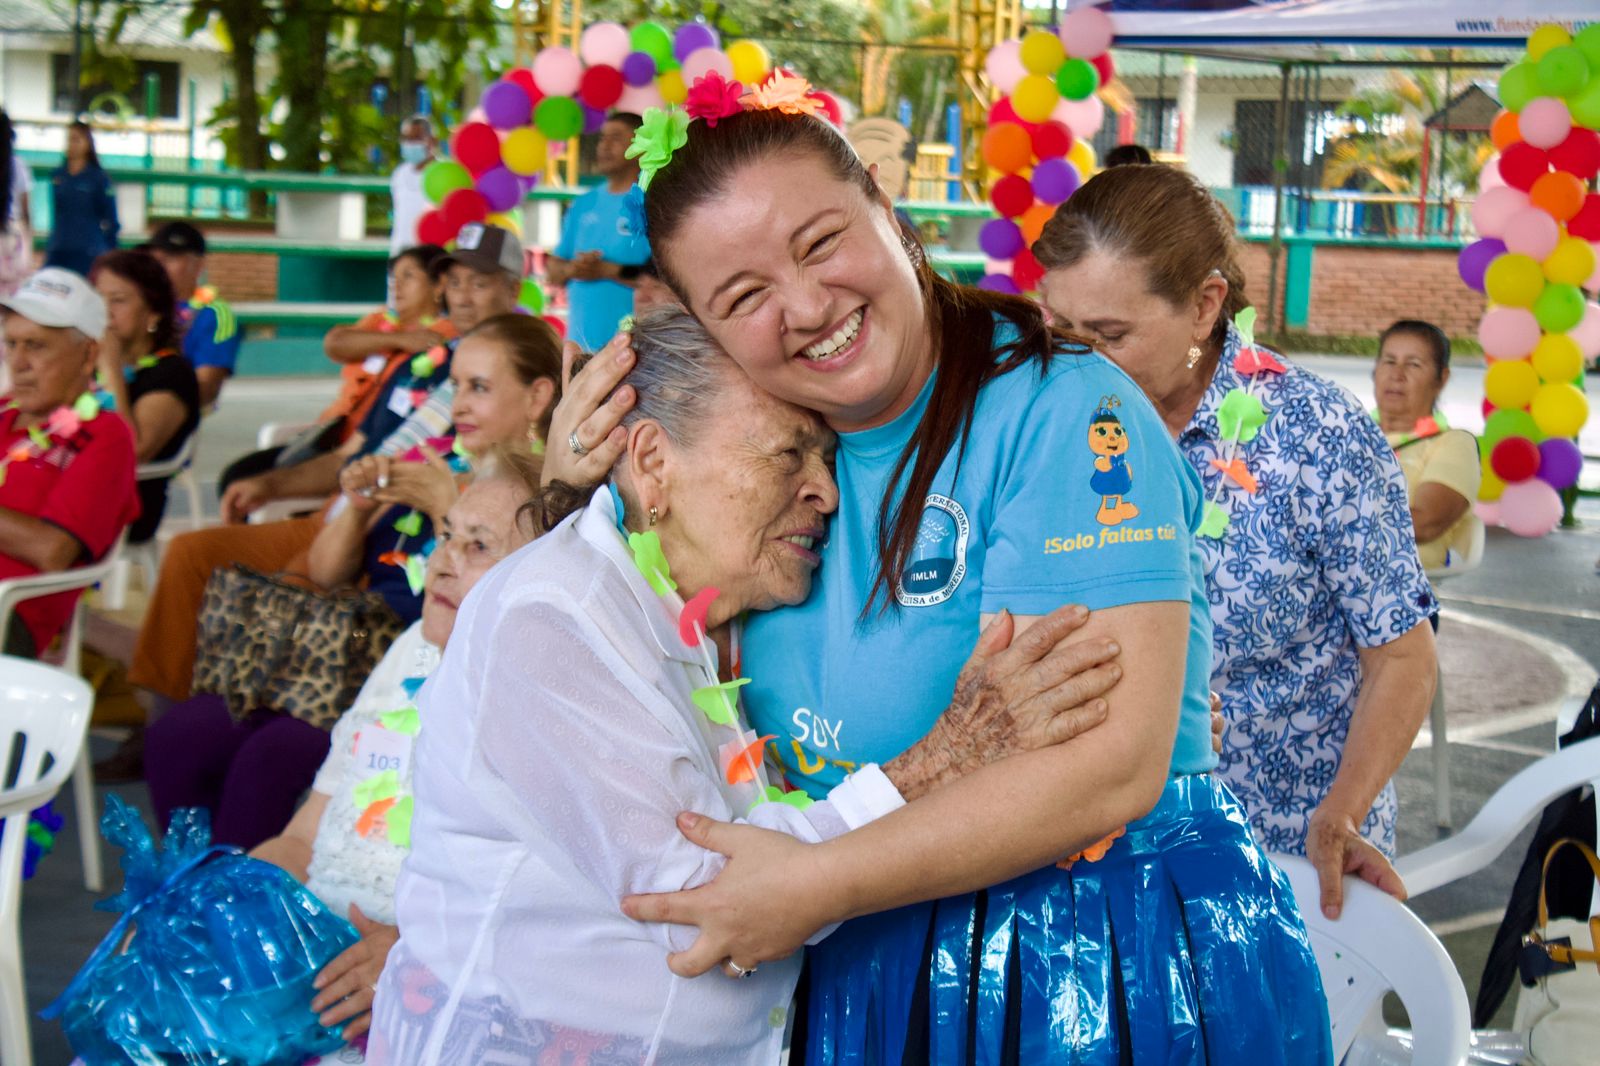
[{"x1": 1180, "y1": 325, "x2": 1435, "y2": 856}]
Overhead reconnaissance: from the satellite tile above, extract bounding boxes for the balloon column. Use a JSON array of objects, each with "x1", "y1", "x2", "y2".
[
  {"x1": 1461, "y1": 22, "x2": 1600, "y2": 537},
  {"x1": 976, "y1": 7, "x2": 1113, "y2": 295}
]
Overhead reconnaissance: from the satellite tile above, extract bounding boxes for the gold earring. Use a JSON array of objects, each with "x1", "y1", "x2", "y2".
[
  {"x1": 1185, "y1": 344, "x2": 1203, "y2": 370},
  {"x1": 648, "y1": 506, "x2": 659, "y2": 526}
]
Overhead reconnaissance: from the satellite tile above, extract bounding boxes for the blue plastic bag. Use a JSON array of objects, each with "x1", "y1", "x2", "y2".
[{"x1": 42, "y1": 796, "x2": 359, "y2": 1065}]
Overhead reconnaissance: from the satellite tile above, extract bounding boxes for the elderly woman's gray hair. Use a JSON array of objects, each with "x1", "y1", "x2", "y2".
[{"x1": 530, "y1": 307, "x2": 739, "y2": 532}]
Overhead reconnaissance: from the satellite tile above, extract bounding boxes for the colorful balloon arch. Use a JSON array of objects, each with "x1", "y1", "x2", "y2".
[
  {"x1": 1463, "y1": 22, "x2": 1600, "y2": 538},
  {"x1": 975, "y1": 7, "x2": 1114, "y2": 295}
]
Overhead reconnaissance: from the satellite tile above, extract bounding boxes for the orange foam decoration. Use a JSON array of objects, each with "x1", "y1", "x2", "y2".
[
  {"x1": 1209, "y1": 457, "x2": 1258, "y2": 494},
  {"x1": 724, "y1": 734, "x2": 777, "y2": 785},
  {"x1": 355, "y1": 797, "x2": 396, "y2": 838},
  {"x1": 7, "y1": 446, "x2": 29, "y2": 463},
  {"x1": 1058, "y1": 825, "x2": 1126, "y2": 868},
  {"x1": 378, "y1": 551, "x2": 409, "y2": 567}
]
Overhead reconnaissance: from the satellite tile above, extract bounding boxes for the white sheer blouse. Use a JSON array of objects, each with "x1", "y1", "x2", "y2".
[{"x1": 369, "y1": 490, "x2": 904, "y2": 1066}]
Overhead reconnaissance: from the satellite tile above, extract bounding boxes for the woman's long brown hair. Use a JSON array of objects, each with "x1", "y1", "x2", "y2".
[{"x1": 645, "y1": 109, "x2": 1088, "y2": 614}]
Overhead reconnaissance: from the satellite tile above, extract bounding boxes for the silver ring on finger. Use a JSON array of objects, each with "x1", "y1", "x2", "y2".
[
  {"x1": 568, "y1": 428, "x2": 589, "y2": 457},
  {"x1": 726, "y1": 960, "x2": 757, "y2": 979}
]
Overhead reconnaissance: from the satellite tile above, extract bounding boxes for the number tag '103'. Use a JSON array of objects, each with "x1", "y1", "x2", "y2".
[{"x1": 353, "y1": 724, "x2": 414, "y2": 781}]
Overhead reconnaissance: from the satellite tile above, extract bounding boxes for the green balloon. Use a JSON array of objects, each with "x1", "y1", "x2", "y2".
[
  {"x1": 421, "y1": 159, "x2": 472, "y2": 203},
  {"x1": 519, "y1": 277, "x2": 545, "y2": 313},
  {"x1": 630, "y1": 21, "x2": 674, "y2": 64},
  {"x1": 1498, "y1": 62, "x2": 1539, "y2": 111},
  {"x1": 1574, "y1": 23, "x2": 1600, "y2": 68},
  {"x1": 1481, "y1": 408, "x2": 1540, "y2": 454},
  {"x1": 1533, "y1": 282, "x2": 1586, "y2": 333},
  {"x1": 1569, "y1": 74, "x2": 1600, "y2": 128},
  {"x1": 1537, "y1": 46, "x2": 1590, "y2": 97},
  {"x1": 1055, "y1": 58, "x2": 1098, "y2": 101},
  {"x1": 534, "y1": 95, "x2": 584, "y2": 140}
]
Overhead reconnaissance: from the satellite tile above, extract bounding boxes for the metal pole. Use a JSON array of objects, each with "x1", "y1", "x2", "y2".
[
  {"x1": 1266, "y1": 62, "x2": 1291, "y2": 337},
  {"x1": 186, "y1": 77, "x2": 197, "y2": 214},
  {"x1": 69, "y1": 0, "x2": 85, "y2": 117}
]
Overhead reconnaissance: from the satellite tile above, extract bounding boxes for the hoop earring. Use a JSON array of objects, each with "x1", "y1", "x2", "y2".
[
  {"x1": 1185, "y1": 345, "x2": 1203, "y2": 370},
  {"x1": 900, "y1": 231, "x2": 925, "y2": 269},
  {"x1": 648, "y1": 506, "x2": 659, "y2": 527}
]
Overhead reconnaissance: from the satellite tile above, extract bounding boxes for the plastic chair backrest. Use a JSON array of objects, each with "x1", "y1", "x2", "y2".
[
  {"x1": 1275, "y1": 853, "x2": 1472, "y2": 1065},
  {"x1": 134, "y1": 431, "x2": 196, "y2": 482},
  {"x1": 0, "y1": 657, "x2": 93, "y2": 823}
]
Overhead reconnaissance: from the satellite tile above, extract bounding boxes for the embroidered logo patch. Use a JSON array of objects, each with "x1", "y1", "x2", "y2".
[{"x1": 896, "y1": 493, "x2": 969, "y2": 608}]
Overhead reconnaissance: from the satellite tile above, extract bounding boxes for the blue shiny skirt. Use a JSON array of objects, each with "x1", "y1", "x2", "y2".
[{"x1": 796, "y1": 774, "x2": 1333, "y2": 1065}]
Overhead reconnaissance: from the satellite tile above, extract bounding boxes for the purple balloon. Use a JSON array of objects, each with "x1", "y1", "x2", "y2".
[
  {"x1": 1031, "y1": 158, "x2": 1080, "y2": 206},
  {"x1": 978, "y1": 273, "x2": 1020, "y2": 294},
  {"x1": 673, "y1": 23, "x2": 719, "y2": 63},
  {"x1": 1457, "y1": 237, "x2": 1506, "y2": 293},
  {"x1": 979, "y1": 218, "x2": 1025, "y2": 260},
  {"x1": 476, "y1": 166, "x2": 523, "y2": 213},
  {"x1": 481, "y1": 80, "x2": 533, "y2": 130},
  {"x1": 621, "y1": 51, "x2": 658, "y2": 87},
  {"x1": 581, "y1": 103, "x2": 608, "y2": 134},
  {"x1": 1537, "y1": 437, "x2": 1583, "y2": 489}
]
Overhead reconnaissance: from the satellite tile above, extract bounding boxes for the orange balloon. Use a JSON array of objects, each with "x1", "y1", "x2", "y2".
[
  {"x1": 1020, "y1": 202, "x2": 1055, "y2": 244},
  {"x1": 1490, "y1": 110, "x2": 1521, "y2": 151},
  {"x1": 981, "y1": 122, "x2": 1034, "y2": 174},
  {"x1": 1530, "y1": 171, "x2": 1587, "y2": 221}
]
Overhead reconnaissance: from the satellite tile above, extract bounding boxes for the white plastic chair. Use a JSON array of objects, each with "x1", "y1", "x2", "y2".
[
  {"x1": 248, "y1": 421, "x2": 326, "y2": 524},
  {"x1": 102, "y1": 434, "x2": 204, "y2": 611},
  {"x1": 0, "y1": 657, "x2": 95, "y2": 1066},
  {"x1": 1275, "y1": 852, "x2": 1473, "y2": 1065},
  {"x1": 1423, "y1": 516, "x2": 1487, "y2": 829},
  {"x1": 0, "y1": 532, "x2": 127, "y2": 896}
]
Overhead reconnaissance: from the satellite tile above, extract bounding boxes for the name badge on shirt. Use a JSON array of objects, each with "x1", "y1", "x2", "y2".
[
  {"x1": 362, "y1": 355, "x2": 389, "y2": 376},
  {"x1": 386, "y1": 387, "x2": 415, "y2": 419},
  {"x1": 353, "y1": 725, "x2": 413, "y2": 781}
]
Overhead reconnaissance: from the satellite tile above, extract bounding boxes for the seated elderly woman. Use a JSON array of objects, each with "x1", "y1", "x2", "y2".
[
  {"x1": 1373, "y1": 319, "x2": 1482, "y2": 573},
  {"x1": 0, "y1": 268, "x2": 138, "y2": 656},
  {"x1": 368, "y1": 307, "x2": 1123, "y2": 1063}
]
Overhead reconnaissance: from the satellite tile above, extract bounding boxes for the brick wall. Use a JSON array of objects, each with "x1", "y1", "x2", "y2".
[
  {"x1": 202, "y1": 251, "x2": 278, "y2": 302},
  {"x1": 1305, "y1": 245, "x2": 1483, "y2": 340},
  {"x1": 1236, "y1": 241, "x2": 1285, "y2": 325}
]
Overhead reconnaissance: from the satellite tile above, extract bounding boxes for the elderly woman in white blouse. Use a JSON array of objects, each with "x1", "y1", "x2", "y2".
[
  {"x1": 248, "y1": 449, "x2": 541, "y2": 1045},
  {"x1": 367, "y1": 308, "x2": 1125, "y2": 1065}
]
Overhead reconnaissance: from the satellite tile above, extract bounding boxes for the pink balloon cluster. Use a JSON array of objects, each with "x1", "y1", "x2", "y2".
[
  {"x1": 977, "y1": 7, "x2": 1113, "y2": 295},
  {"x1": 1466, "y1": 23, "x2": 1600, "y2": 538}
]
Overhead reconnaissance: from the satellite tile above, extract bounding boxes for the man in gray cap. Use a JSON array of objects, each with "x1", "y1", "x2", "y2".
[{"x1": 0, "y1": 268, "x2": 139, "y2": 654}]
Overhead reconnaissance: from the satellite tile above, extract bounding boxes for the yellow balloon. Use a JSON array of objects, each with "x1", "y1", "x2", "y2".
[
  {"x1": 1011, "y1": 74, "x2": 1060, "y2": 123},
  {"x1": 1484, "y1": 358, "x2": 1541, "y2": 410},
  {"x1": 1483, "y1": 253, "x2": 1547, "y2": 308},
  {"x1": 501, "y1": 128, "x2": 548, "y2": 176},
  {"x1": 1020, "y1": 30, "x2": 1066, "y2": 76},
  {"x1": 1530, "y1": 381, "x2": 1590, "y2": 437},
  {"x1": 659, "y1": 69, "x2": 688, "y2": 105},
  {"x1": 1067, "y1": 137, "x2": 1097, "y2": 176},
  {"x1": 726, "y1": 40, "x2": 771, "y2": 85},
  {"x1": 1532, "y1": 332, "x2": 1585, "y2": 383},
  {"x1": 1479, "y1": 467, "x2": 1506, "y2": 502},
  {"x1": 1528, "y1": 24, "x2": 1573, "y2": 62},
  {"x1": 486, "y1": 211, "x2": 523, "y2": 237},
  {"x1": 1544, "y1": 236, "x2": 1597, "y2": 287}
]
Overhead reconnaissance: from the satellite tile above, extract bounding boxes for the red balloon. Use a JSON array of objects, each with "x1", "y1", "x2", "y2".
[
  {"x1": 1498, "y1": 141, "x2": 1550, "y2": 192},
  {"x1": 1030, "y1": 121, "x2": 1074, "y2": 160},
  {"x1": 507, "y1": 68, "x2": 543, "y2": 105},
  {"x1": 988, "y1": 97, "x2": 1037, "y2": 132},
  {"x1": 990, "y1": 174, "x2": 1035, "y2": 218},
  {"x1": 416, "y1": 208, "x2": 456, "y2": 247},
  {"x1": 1012, "y1": 247, "x2": 1044, "y2": 291},
  {"x1": 541, "y1": 314, "x2": 567, "y2": 338},
  {"x1": 578, "y1": 65, "x2": 624, "y2": 110},
  {"x1": 1091, "y1": 53, "x2": 1115, "y2": 85},
  {"x1": 441, "y1": 187, "x2": 488, "y2": 229},
  {"x1": 452, "y1": 122, "x2": 502, "y2": 175},
  {"x1": 812, "y1": 91, "x2": 843, "y2": 127},
  {"x1": 1549, "y1": 127, "x2": 1600, "y2": 181},
  {"x1": 1482, "y1": 397, "x2": 1497, "y2": 420},
  {"x1": 1569, "y1": 193, "x2": 1600, "y2": 241},
  {"x1": 1489, "y1": 436, "x2": 1541, "y2": 482}
]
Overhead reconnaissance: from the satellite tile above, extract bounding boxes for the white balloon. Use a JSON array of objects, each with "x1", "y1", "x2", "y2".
[
  {"x1": 616, "y1": 83, "x2": 666, "y2": 116},
  {"x1": 579, "y1": 22, "x2": 631, "y2": 68},
  {"x1": 682, "y1": 47, "x2": 734, "y2": 84},
  {"x1": 532, "y1": 47, "x2": 582, "y2": 97},
  {"x1": 1052, "y1": 94, "x2": 1104, "y2": 140},
  {"x1": 1479, "y1": 154, "x2": 1506, "y2": 191},
  {"x1": 985, "y1": 40, "x2": 1025, "y2": 94}
]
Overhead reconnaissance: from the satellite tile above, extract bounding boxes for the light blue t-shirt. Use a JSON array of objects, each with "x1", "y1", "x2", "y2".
[
  {"x1": 554, "y1": 183, "x2": 650, "y2": 351},
  {"x1": 743, "y1": 341, "x2": 1218, "y2": 797}
]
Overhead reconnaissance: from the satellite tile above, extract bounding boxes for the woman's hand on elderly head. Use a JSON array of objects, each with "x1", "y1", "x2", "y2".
[
  {"x1": 541, "y1": 334, "x2": 636, "y2": 489},
  {"x1": 372, "y1": 443, "x2": 459, "y2": 523},
  {"x1": 338, "y1": 455, "x2": 390, "y2": 512},
  {"x1": 883, "y1": 605, "x2": 1122, "y2": 801},
  {"x1": 309, "y1": 904, "x2": 399, "y2": 1039}
]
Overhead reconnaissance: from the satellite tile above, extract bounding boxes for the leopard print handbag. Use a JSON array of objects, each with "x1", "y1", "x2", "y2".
[{"x1": 192, "y1": 565, "x2": 406, "y2": 731}]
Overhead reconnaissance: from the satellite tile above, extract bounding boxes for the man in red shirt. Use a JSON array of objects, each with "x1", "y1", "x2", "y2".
[{"x1": 0, "y1": 268, "x2": 139, "y2": 656}]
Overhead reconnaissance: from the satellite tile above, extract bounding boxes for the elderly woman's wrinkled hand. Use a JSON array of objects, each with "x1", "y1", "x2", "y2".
[
  {"x1": 372, "y1": 443, "x2": 459, "y2": 522},
  {"x1": 542, "y1": 334, "x2": 637, "y2": 491},
  {"x1": 338, "y1": 455, "x2": 391, "y2": 512},
  {"x1": 309, "y1": 904, "x2": 398, "y2": 1039},
  {"x1": 1305, "y1": 805, "x2": 1407, "y2": 921}
]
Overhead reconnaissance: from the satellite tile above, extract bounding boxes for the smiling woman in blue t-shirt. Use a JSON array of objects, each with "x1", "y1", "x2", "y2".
[{"x1": 548, "y1": 105, "x2": 1332, "y2": 1063}]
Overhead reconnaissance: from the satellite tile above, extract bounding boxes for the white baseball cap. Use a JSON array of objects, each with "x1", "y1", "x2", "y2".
[{"x1": 0, "y1": 268, "x2": 108, "y2": 339}]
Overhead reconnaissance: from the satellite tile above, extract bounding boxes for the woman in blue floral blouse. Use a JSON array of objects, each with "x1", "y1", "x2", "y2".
[{"x1": 1037, "y1": 163, "x2": 1438, "y2": 920}]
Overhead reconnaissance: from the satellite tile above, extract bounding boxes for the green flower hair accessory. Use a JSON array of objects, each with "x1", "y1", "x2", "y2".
[{"x1": 627, "y1": 107, "x2": 692, "y2": 191}]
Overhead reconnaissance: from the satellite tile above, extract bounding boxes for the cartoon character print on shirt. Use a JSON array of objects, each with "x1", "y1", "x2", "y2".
[
  {"x1": 1088, "y1": 395, "x2": 1139, "y2": 527},
  {"x1": 895, "y1": 493, "x2": 969, "y2": 607}
]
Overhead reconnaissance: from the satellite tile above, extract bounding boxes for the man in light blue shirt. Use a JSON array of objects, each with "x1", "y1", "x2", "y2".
[{"x1": 547, "y1": 113, "x2": 651, "y2": 351}]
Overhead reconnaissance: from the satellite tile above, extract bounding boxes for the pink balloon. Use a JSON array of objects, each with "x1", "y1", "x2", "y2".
[
  {"x1": 1520, "y1": 97, "x2": 1574, "y2": 150},
  {"x1": 681, "y1": 46, "x2": 733, "y2": 84},
  {"x1": 1502, "y1": 206, "x2": 1562, "y2": 259},
  {"x1": 983, "y1": 256, "x2": 1015, "y2": 275},
  {"x1": 1052, "y1": 95, "x2": 1105, "y2": 141},
  {"x1": 1472, "y1": 185, "x2": 1531, "y2": 238},
  {"x1": 1475, "y1": 499, "x2": 1502, "y2": 526},
  {"x1": 1477, "y1": 306, "x2": 1542, "y2": 358},
  {"x1": 1499, "y1": 478, "x2": 1565, "y2": 537},
  {"x1": 615, "y1": 82, "x2": 665, "y2": 115},
  {"x1": 579, "y1": 22, "x2": 631, "y2": 68},
  {"x1": 1059, "y1": 7, "x2": 1114, "y2": 58},
  {"x1": 532, "y1": 47, "x2": 582, "y2": 97},
  {"x1": 985, "y1": 39, "x2": 1025, "y2": 94},
  {"x1": 1480, "y1": 155, "x2": 1507, "y2": 191},
  {"x1": 1572, "y1": 300, "x2": 1600, "y2": 358}
]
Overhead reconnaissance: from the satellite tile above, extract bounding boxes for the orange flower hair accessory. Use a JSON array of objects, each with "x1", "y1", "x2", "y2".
[{"x1": 743, "y1": 70, "x2": 823, "y2": 118}]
